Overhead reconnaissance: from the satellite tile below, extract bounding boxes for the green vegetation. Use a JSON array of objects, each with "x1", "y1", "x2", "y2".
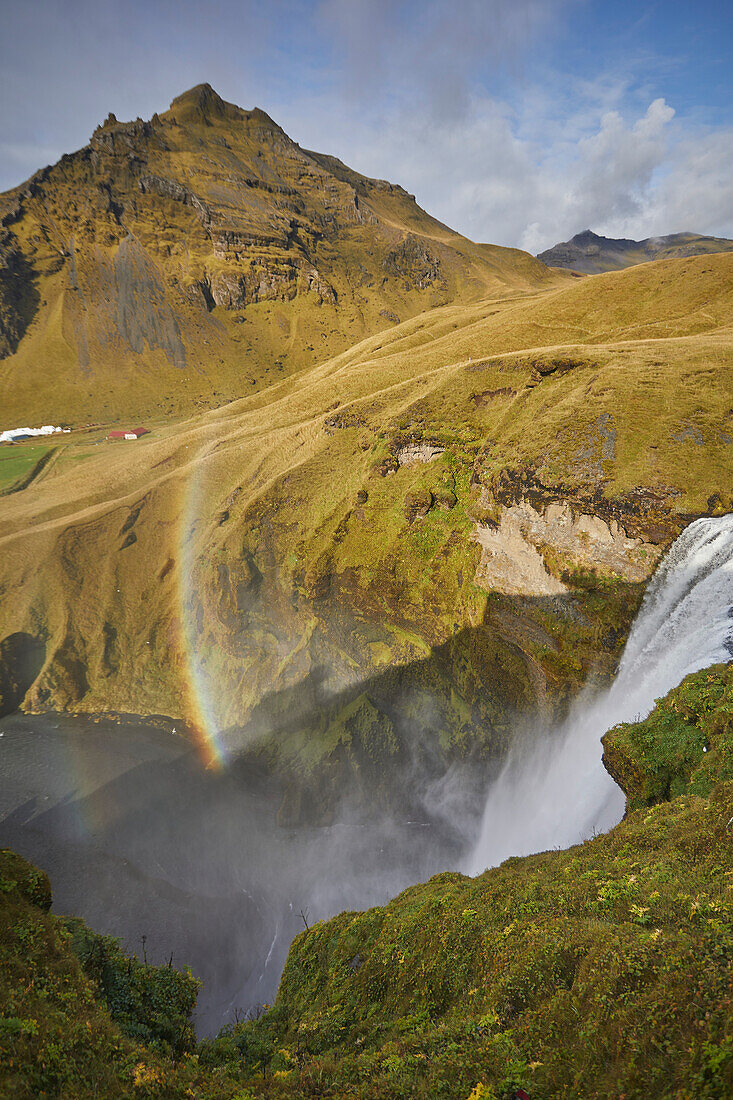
[
  {"x1": 0, "y1": 443, "x2": 52, "y2": 492},
  {"x1": 603, "y1": 662, "x2": 733, "y2": 810},
  {"x1": 62, "y1": 918, "x2": 199, "y2": 1055},
  {"x1": 2, "y1": 664, "x2": 732, "y2": 1097},
  {"x1": 0, "y1": 849, "x2": 242, "y2": 1099},
  {"x1": 206, "y1": 663, "x2": 733, "y2": 1098}
]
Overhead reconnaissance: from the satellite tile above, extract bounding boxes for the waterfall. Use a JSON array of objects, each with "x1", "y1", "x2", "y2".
[{"x1": 465, "y1": 513, "x2": 733, "y2": 875}]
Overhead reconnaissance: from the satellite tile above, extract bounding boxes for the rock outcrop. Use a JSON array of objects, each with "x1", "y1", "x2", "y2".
[{"x1": 474, "y1": 499, "x2": 659, "y2": 597}]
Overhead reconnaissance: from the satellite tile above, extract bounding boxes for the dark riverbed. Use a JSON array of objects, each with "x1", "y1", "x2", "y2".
[{"x1": 0, "y1": 712, "x2": 468, "y2": 1034}]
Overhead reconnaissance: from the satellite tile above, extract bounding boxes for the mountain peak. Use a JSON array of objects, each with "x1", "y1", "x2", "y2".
[
  {"x1": 167, "y1": 83, "x2": 236, "y2": 124},
  {"x1": 539, "y1": 228, "x2": 733, "y2": 274},
  {"x1": 164, "y1": 84, "x2": 285, "y2": 136}
]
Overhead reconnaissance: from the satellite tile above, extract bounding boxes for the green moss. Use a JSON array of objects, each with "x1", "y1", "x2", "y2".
[
  {"x1": 603, "y1": 663, "x2": 733, "y2": 810},
  {"x1": 0, "y1": 848, "x2": 243, "y2": 1099}
]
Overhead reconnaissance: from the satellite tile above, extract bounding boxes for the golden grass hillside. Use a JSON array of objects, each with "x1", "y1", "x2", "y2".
[{"x1": 0, "y1": 252, "x2": 730, "y2": 797}]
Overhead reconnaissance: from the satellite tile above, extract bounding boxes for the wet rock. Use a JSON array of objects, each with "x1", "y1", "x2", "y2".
[
  {"x1": 434, "y1": 489, "x2": 457, "y2": 511},
  {"x1": 404, "y1": 489, "x2": 433, "y2": 523}
]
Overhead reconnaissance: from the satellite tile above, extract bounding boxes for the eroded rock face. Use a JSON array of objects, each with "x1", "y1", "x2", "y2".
[
  {"x1": 383, "y1": 234, "x2": 443, "y2": 289},
  {"x1": 396, "y1": 442, "x2": 445, "y2": 466},
  {"x1": 475, "y1": 515, "x2": 567, "y2": 597},
  {"x1": 202, "y1": 257, "x2": 336, "y2": 310},
  {"x1": 0, "y1": 632, "x2": 46, "y2": 717},
  {"x1": 474, "y1": 499, "x2": 660, "y2": 597}
]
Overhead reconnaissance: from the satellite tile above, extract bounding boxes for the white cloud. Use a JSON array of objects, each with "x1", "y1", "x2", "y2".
[
  {"x1": 280, "y1": 86, "x2": 733, "y2": 252},
  {"x1": 637, "y1": 127, "x2": 733, "y2": 240},
  {"x1": 1, "y1": 0, "x2": 731, "y2": 252}
]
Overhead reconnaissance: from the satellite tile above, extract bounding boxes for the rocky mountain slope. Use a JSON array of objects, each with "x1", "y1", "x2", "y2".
[
  {"x1": 0, "y1": 83, "x2": 558, "y2": 426},
  {"x1": 538, "y1": 228, "x2": 733, "y2": 275}
]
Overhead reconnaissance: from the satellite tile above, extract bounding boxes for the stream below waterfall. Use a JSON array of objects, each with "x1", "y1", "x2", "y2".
[{"x1": 1, "y1": 514, "x2": 731, "y2": 1035}]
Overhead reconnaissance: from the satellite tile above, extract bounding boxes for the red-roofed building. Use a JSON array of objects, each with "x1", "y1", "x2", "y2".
[{"x1": 108, "y1": 427, "x2": 150, "y2": 440}]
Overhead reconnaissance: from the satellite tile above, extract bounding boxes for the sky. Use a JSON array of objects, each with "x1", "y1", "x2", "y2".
[{"x1": 1, "y1": 0, "x2": 731, "y2": 252}]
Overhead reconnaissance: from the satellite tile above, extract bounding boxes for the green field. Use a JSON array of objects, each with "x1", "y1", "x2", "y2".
[{"x1": 0, "y1": 444, "x2": 51, "y2": 492}]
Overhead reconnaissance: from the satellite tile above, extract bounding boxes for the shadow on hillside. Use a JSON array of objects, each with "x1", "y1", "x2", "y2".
[
  {"x1": 0, "y1": 250, "x2": 41, "y2": 355},
  {"x1": 0, "y1": 584, "x2": 634, "y2": 1036},
  {"x1": 225, "y1": 583, "x2": 631, "y2": 829},
  {"x1": 0, "y1": 632, "x2": 46, "y2": 718}
]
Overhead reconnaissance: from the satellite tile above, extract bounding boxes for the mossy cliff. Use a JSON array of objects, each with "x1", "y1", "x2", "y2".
[
  {"x1": 2, "y1": 663, "x2": 732, "y2": 1097},
  {"x1": 603, "y1": 662, "x2": 733, "y2": 812},
  {"x1": 203, "y1": 663, "x2": 733, "y2": 1098},
  {"x1": 0, "y1": 849, "x2": 235, "y2": 1099}
]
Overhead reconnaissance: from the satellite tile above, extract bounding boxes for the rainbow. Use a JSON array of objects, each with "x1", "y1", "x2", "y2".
[{"x1": 177, "y1": 448, "x2": 229, "y2": 770}]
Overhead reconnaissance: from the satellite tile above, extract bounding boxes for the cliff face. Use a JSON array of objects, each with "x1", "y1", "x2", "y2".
[
  {"x1": 0, "y1": 83, "x2": 556, "y2": 425},
  {"x1": 538, "y1": 228, "x2": 733, "y2": 274}
]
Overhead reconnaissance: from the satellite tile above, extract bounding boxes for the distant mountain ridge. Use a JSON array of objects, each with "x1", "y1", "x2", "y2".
[{"x1": 538, "y1": 228, "x2": 733, "y2": 274}]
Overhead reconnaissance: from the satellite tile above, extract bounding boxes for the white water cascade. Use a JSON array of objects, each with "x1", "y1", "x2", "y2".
[{"x1": 466, "y1": 513, "x2": 733, "y2": 875}]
